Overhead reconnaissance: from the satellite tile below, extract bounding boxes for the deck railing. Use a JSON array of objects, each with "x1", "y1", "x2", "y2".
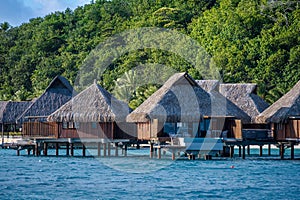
[{"x1": 22, "y1": 122, "x2": 58, "y2": 138}]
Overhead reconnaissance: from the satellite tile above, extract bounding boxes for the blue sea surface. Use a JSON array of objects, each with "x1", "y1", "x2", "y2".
[{"x1": 0, "y1": 148, "x2": 300, "y2": 199}]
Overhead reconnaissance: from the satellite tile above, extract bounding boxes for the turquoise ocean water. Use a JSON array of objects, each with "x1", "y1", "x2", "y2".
[{"x1": 1, "y1": 148, "x2": 300, "y2": 199}]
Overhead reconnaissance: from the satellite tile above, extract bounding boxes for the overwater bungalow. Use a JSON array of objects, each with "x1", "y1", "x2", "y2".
[
  {"x1": 197, "y1": 80, "x2": 270, "y2": 140},
  {"x1": 127, "y1": 72, "x2": 250, "y2": 158},
  {"x1": 18, "y1": 76, "x2": 74, "y2": 138},
  {"x1": 0, "y1": 101, "x2": 31, "y2": 145},
  {"x1": 256, "y1": 80, "x2": 300, "y2": 142},
  {"x1": 46, "y1": 81, "x2": 135, "y2": 140},
  {"x1": 18, "y1": 75, "x2": 74, "y2": 123},
  {"x1": 219, "y1": 83, "x2": 269, "y2": 123}
]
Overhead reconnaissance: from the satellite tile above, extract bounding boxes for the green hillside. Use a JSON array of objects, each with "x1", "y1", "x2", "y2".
[{"x1": 0, "y1": 0, "x2": 299, "y2": 108}]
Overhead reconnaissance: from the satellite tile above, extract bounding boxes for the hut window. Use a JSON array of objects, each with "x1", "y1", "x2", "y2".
[
  {"x1": 200, "y1": 119, "x2": 210, "y2": 131},
  {"x1": 68, "y1": 122, "x2": 74, "y2": 129},
  {"x1": 164, "y1": 123, "x2": 176, "y2": 137},
  {"x1": 278, "y1": 123, "x2": 283, "y2": 130},
  {"x1": 74, "y1": 122, "x2": 80, "y2": 129},
  {"x1": 62, "y1": 122, "x2": 68, "y2": 129},
  {"x1": 92, "y1": 122, "x2": 97, "y2": 129}
]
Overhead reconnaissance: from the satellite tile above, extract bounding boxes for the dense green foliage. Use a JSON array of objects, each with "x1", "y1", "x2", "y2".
[{"x1": 0, "y1": 0, "x2": 299, "y2": 108}]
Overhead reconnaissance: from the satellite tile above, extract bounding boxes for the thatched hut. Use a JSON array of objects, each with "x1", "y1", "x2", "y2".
[
  {"x1": 218, "y1": 83, "x2": 269, "y2": 122},
  {"x1": 197, "y1": 81, "x2": 270, "y2": 140},
  {"x1": 17, "y1": 76, "x2": 74, "y2": 123},
  {"x1": 256, "y1": 80, "x2": 300, "y2": 141},
  {"x1": 19, "y1": 76, "x2": 75, "y2": 138},
  {"x1": 0, "y1": 101, "x2": 31, "y2": 143},
  {"x1": 127, "y1": 73, "x2": 250, "y2": 141},
  {"x1": 46, "y1": 82, "x2": 135, "y2": 140}
]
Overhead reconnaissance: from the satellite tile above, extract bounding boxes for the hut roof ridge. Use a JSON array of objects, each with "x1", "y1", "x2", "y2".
[{"x1": 256, "y1": 80, "x2": 300, "y2": 123}]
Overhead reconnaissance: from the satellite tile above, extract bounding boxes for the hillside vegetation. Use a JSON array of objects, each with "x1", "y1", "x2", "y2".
[{"x1": 0, "y1": 0, "x2": 299, "y2": 109}]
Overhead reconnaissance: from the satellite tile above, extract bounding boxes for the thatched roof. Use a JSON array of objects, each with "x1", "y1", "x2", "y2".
[
  {"x1": 196, "y1": 80, "x2": 220, "y2": 92},
  {"x1": 218, "y1": 83, "x2": 269, "y2": 122},
  {"x1": 127, "y1": 73, "x2": 250, "y2": 123},
  {"x1": 256, "y1": 80, "x2": 300, "y2": 123},
  {"x1": 47, "y1": 82, "x2": 131, "y2": 122},
  {"x1": 0, "y1": 101, "x2": 31, "y2": 124},
  {"x1": 17, "y1": 76, "x2": 74, "y2": 122}
]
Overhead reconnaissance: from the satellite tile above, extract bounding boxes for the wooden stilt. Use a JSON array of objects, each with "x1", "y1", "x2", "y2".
[
  {"x1": 242, "y1": 145, "x2": 246, "y2": 159},
  {"x1": 136, "y1": 143, "x2": 140, "y2": 149},
  {"x1": 268, "y1": 144, "x2": 271, "y2": 156},
  {"x1": 103, "y1": 143, "x2": 107, "y2": 157},
  {"x1": 1, "y1": 123, "x2": 4, "y2": 147},
  {"x1": 157, "y1": 147, "x2": 161, "y2": 159},
  {"x1": 27, "y1": 148, "x2": 31, "y2": 156},
  {"x1": 97, "y1": 143, "x2": 101, "y2": 157},
  {"x1": 33, "y1": 145, "x2": 36, "y2": 156},
  {"x1": 172, "y1": 150, "x2": 175, "y2": 160},
  {"x1": 291, "y1": 144, "x2": 294, "y2": 160},
  {"x1": 66, "y1": 143, "x2": 70, "y2": 156},
  {"x1": 115, "y1": 143, "x2": 118, "y2": 157},
  {"x1": 70, "y1": 143, "x2": 74, "y2": 156},
  {"x1": 280, "y1": 144, "x2": 285, "y2": 159},
  {"x1": 124, "y1": 144, "x2": 127, "y2": 157},
  {"x1": 55, "y1": 143, "x2": 59, "y2": 156},
  {"x1": 150, "y1": 143, "x2": 154, "y2": 158},
  {"x1": 35, "y1": 143, "x2": 39, "y2": 156},
  {"x1": 17, "y1": 149, "x2": 20, "y2": 156},
  {"x1": 82, "y1": 144, "x2": 86, "y2": 157},
  {"x1": 259, "y1": 145, "x2": 263, "y2": 157},
  {"x1": 230, "y1": 146, "x2": 234, "y2": 158},
  {"x1": 154, "y1": 147, "x2": 157, "y2": 157},
  {"x1": 238, "y1": 146, "x2": 241, "y2": 157},
  {"x1": 43, "y1": 142, "x2": 48, "y2": 156},
  {"x1": 107, "y1": 143, "x2": 111, "y2": 156},
  {"x1": 247, "y1": 145, "x2": 250, "y2": 155}
]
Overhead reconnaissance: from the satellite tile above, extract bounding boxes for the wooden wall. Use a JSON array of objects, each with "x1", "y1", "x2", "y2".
[
  {"x1": 276, "y1": 120, "x2": 300, "y2": 140},
  {"x1": 22, "y1": 122, "x2": 58, "y2": 138},
  {"x1": 23, "y1": 122, "x2": 137, "y2": 140}
]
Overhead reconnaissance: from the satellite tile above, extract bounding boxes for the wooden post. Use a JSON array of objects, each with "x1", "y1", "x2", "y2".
[
  {"x1": 35, "y1": 143, "x2": 39, "y2": 156},
  {"x1": 268, "y1": 144, "x2": 271, "y2": 156},
  {"x1": 66, "y1": 143, "x2": 70, "y2": 156},
  {"x1": 154, "y1": 147, "x2": 157, "y2": 157},
  {"x1": 247, "y1": 145, "x2": 250, "y2": 155},
  {"x1": 97, "y1": 143, "x2": 101, "y2": 157},
  {"x1": 242, "y1": 145, "x2": 246, "y2": 159},
  {"x1": 238, "y1": 146, "x2": 241, "y2": 157},
  {"x1": 70, "y1": 143, "x2": 74, "y2": 156},
  {"x1": 43, "y1": 142, "x2": 48, "y2": 156},
  {"x1": 259, "y1": 145, "x2": 263, "y2": 157},
  {"x1": 82, "y1": 144, "x2": 86, "y2": 157},
  {"x1": 172, "y1": 149, "x2": 175, "y2": 160},
  {"x1": 150, "y1": 143, "x2": 154, "y2": 158},
  {"x1": 291, "y1": 144, "x2": 295, "y2": 160},
  {"x1": 27, "y1": 148, "x2": 31, "y2": 156},
  {"x1": 157, "y1": 147, "x2": 161, "y2": 159},
  {"x1": 107, "y1": 143, "x2": 111, "y2": 156},
  {"x1": 231, "y1": 146, "x2": 234, "y2": 158},
  {"x1": 17, "y1": 149, "x2": 20, "y2": 156},
  {"x1": 55, "y1": 143, "x2": 59, "y2": 156},
  {"x1": 280, "y1": 144, "x2": 284, "y2": 159},
  {"x1": 115, "y1": 143, "x2": 118, "y2": 157},
  {"x1": 33, "y1": 145, "x2": 36, "y2": 156},
  {"x1": 124, "y1": 144, "x2": 127, "y2": 157},
  {"x1": 103, "y1": 143, "x2": 107, "y2": 157},
  {"x1": 1, "y1": 123, "x2": 4, "y2": 146}
]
